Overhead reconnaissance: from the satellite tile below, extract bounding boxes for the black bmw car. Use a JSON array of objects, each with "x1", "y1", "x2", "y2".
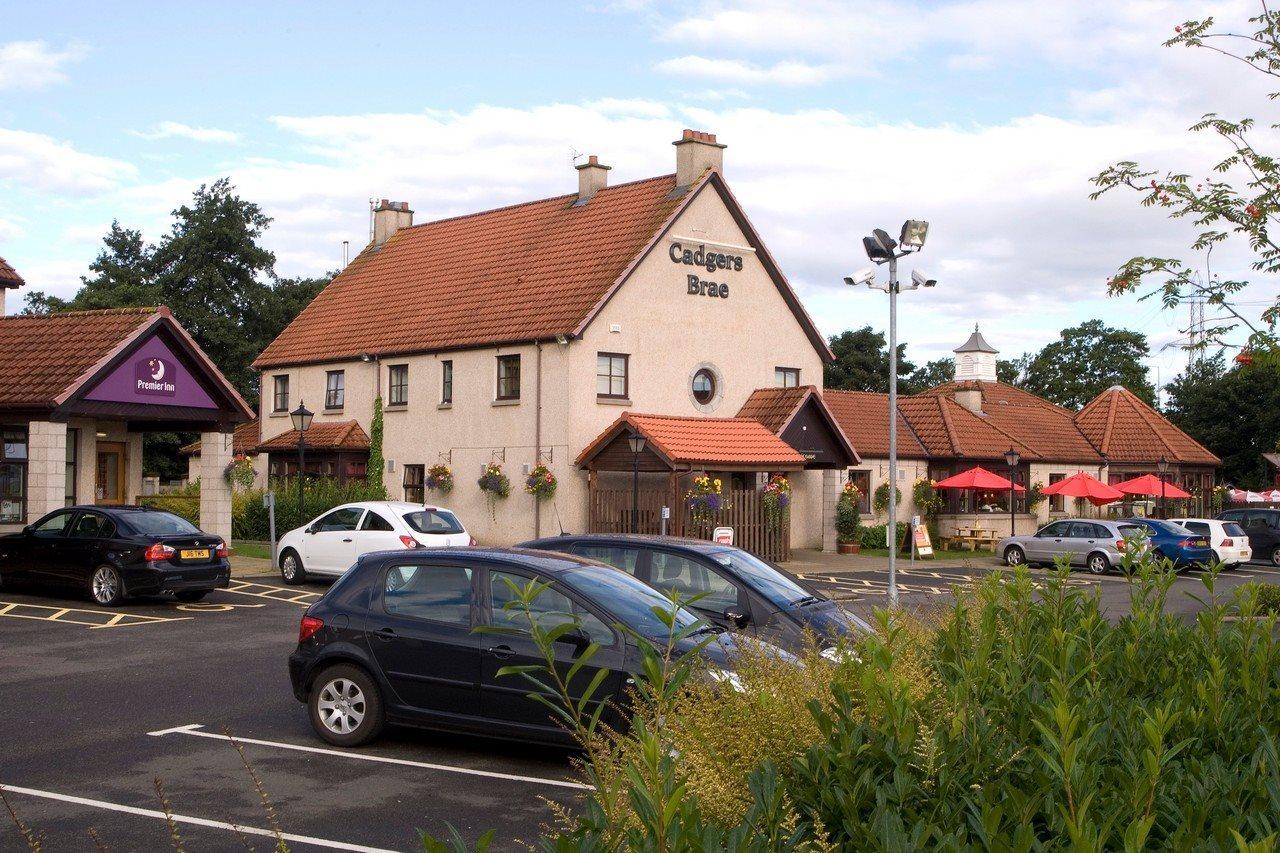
[
  {"x1": 289, "y1": 547, "x2": 744, "y2": 748},
  {"x1": 0, "y1": 505, "x2": 230, "y2": 606},
  {"x1": 521, "y1": 534, "x2": 872, "y2": 653}
]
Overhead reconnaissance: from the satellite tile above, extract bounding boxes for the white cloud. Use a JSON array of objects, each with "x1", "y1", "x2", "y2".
[
  {"x1": 134, "y1": 121, "x2": 241, "y2": 144},
  {"x1": 0, "y1": 128, "x2": 136, "y2": 194},
  {"x1": 654, "y1": 55, "x2": 839, "y2": 85},
  {"x1": 0, "y1": 40, "x2": 88, "y2": 90}
]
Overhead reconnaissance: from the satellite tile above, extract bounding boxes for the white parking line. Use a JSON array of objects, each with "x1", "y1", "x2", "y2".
[
  {"x1": 147, "y1": 724, "x2": 592, "y2": 791},
  {"x1": 0, "y1": 783, "x2": 398, "y2": 852}
]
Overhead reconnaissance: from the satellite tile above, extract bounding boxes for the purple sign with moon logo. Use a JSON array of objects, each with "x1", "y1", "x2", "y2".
[{"x1": 84, "y1": 335, "x2": 218, "y2": 408}]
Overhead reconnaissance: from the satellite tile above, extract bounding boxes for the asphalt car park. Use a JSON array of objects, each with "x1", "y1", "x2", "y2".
[{"x1": 0, "y1": 573, "x2": 584, "y2": 851}]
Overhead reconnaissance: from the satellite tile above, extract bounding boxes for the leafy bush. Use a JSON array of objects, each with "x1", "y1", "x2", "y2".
[
  {"x1": 1255, "y1": 582, "x2": 1280, "y2": 615},
  {"x1": 857, "y1": 521, "x2": 908, "y2": 551},
  {"x1": 835, "y1": 482, "x2": 861, "y2": 544},
  {"x1": 232, "y1": 477, "x2": 390, "y2": 540},
  {"x1": 139, "y1": 495, "x2": 200, "y2": 526}
]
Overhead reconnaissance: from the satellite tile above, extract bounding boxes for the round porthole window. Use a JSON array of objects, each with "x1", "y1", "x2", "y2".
[{"x1": 692, "y1": 369, "x2": 715, "y2": 404}]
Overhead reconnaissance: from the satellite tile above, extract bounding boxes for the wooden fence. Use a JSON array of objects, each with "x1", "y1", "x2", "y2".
[{"x1": 587, "y1": 487, "x2": 790, "y2": 562}]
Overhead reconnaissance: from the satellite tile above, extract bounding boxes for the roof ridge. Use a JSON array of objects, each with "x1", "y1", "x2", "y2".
[
  {"x1": 935, "y1": 395, "x2": 963, "y2": 456},
  {"x1": 1, "y1": 306, "x2": 157, "y2": 319},
  {"x1": 942, "y1": 395, "x2": 1038, "y2": 458},
  {"x1": 401, "y1": 172, "x2": 679, "y2": 233},
  {"x1": 1100, "y1": 389, "x2": 1119, "y2": 456},
  {"x1": 1121, "y1": 389, "x2": 1181, "y2": 458}
]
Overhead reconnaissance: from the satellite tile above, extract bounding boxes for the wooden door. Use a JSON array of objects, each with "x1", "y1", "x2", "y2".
[{"x1": 95, "y1": 442, "x2": 126, "y2": 505}]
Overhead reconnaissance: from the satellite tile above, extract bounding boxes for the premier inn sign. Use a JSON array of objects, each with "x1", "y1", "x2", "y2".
[{"x1": 669, "y1": 242, "x2": 743, "y2": 300}]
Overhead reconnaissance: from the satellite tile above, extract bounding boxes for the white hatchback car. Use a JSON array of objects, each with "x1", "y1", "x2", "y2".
[
  {"x1": 276, "y1": 501, "x2": 473, "y2": 584},
  {"x1": 1168, "y1": 517, "x2": 1252, "y2": 568}
]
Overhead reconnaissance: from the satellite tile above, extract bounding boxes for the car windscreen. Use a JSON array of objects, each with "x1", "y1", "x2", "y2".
[
  {"x1": 121, "y1": 511, "x2": 201, "y2": 537},
  {"x1": 561, "y1": 565, "x2": 703, "y2": 640},
  {"x1": 1141, "y1": 519, "x2": 1185, "y2": 537},
  {"x1": 403, "y1": 510, "x2": 464, "y2": 535},
  {"x1": 1224, "y1": 522, "x2": 1247, "y2": 537},
  {"x1": 708, "y1": 549, "x2": 814, "y2": 608}
]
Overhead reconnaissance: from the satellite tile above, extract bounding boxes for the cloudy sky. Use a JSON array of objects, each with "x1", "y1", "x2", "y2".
[{"x1": 3, "y1": 0, "x2": 1277, "y2": 394}]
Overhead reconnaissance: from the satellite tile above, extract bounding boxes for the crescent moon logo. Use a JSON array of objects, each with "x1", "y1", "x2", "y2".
[{"x1": 150, "y1": 359, "x2": 166, "y2": 381}]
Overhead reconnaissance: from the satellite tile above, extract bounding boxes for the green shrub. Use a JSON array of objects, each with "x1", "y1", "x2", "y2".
[
  {"x1": 232, "y1": 477, "x2": 389, "y2": 540},
  {"x1": 1255, "y1": 582, "x2": 1280, "y2": 615},
  {"x1": 857, "y1": 521, "x2": 908, "y2": 551},
  {"x1": 139, "y1": 495, "x2": 200, "y2": 526},
  {"x1": 835, "y1": 485, "x2": 860, "y2": 544}
]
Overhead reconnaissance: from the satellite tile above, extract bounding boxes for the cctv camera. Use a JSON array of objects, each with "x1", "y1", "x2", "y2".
[
  {"x1": 911, "y1": 269, "x2": 937, "y2": 288},
  {"x1": 844, "y1": 268, "x2": 876, "y2": 287}
]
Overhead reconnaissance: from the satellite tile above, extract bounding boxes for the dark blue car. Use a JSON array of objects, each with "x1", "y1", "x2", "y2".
[{"x1": 1119, "y1": 518, "x2": 1214, "y2": 570}]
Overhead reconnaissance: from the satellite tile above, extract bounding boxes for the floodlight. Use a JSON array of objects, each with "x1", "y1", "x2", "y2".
[
  {"x1": 871, "y1": 228, "x2": 897, "y2": 254},
  {"x1": 862, "y1": 235, "x2": 892, "y2": 263},
  {"x1": 844, "y1": 268, "x2": 876, "y2": 287},
  {"x1": 911, "y1": 269, "x2": 937, "y2": 288},
  {"x1": 899, "y1": 219, "x2": 929, "y2": 250}
]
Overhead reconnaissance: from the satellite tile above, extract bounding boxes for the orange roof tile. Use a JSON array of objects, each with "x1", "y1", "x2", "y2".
[
  {"x1": 920, "y1": 381, "x2": 1102, "y2": 463},
  {"x1": 256, "y1": 420, "x2": 370, "y2": 453},
  {"x1": 1075, "y1": 385, "x2": 1219, "y2": 464},
  {"x1": 577, "y1": 412, "x2": 806, "y2": 469},
  {"x1": 181, "y1": 420, "x2": 262, "y2": 456},
  {"x1": 823, "y1": 390, "x2": 929, "y2": 459},
  {"x1": 736, "y1": 385, "x2": 813, "y2": 434},
  {"x1": 0, "y1": 255, "x2": 23, "y2": 288},
  {"x1": 0, "y1": 307, "x2": 156, "y2": 408}
]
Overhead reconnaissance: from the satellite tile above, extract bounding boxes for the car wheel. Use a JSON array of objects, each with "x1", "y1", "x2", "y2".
[
  {"x1": 1004, "y1": 545, "x2": 1026, "y2": 566},
  {"x1": 90, "y1": 565, "x2": 125, "y2": 607},
  {"x1": 309, "y1": 664, "x2": 384, "y2": 747},
  {"x1": 174, "y1": 590, "x2": 209, "y2": 602},
  {"x1": 1272, "y1": 546, "x2": 1280, "y2": 568},
  {"x1": 1086, "y1": 552, "x2": 1110, "y2": 575},
  {"x1": 280, "y1": 549, "x2": 307, "y2": 585}
]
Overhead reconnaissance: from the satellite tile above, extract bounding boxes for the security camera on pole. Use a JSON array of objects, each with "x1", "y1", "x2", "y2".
[{"x1": 843, "y1": 220, "x2": 933, "y2": 608}]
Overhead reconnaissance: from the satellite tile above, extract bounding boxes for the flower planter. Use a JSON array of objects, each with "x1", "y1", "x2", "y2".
[{"x1": 838, "y1": 542, "x2": 861, "y2": 555}]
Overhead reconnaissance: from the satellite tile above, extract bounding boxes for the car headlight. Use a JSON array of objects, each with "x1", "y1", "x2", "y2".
[{"x1": 707, "y1": 668, "x2": 745, "y2": 693}]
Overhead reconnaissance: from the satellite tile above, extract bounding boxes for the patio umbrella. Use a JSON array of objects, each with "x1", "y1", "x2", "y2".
[
  {"x1": 934, "y1": 465, "x2": 1025, "y2": 492},
  {"x1": 1038, "y1": 471, "x2": 1124, "y2": 506},
  {"x1": 1111, "y1": 473, "x2": 1192, "y2": 499}
]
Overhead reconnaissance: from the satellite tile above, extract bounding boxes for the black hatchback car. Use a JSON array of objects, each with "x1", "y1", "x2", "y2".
[
  {"x1": 1217, "y1": 508, "x2": 1280, "y2": 566},
  {"x1": 520, "y1": 534, "x2": 871, "y2": 653},
  {"x1": 0, "y1": 506, "x2": 230, "y2": 606},
  {"x1": 289, "y1": 547, "x2": 741, "y2": 748}
]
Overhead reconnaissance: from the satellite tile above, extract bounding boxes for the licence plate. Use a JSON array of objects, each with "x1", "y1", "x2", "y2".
[{"x1": 180, "y1": 548, "x2": 210, "y2": 560}]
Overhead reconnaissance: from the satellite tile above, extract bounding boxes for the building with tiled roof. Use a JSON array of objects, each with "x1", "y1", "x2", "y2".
[
  {"x1": 0, "y1": 255, "x2": 24, "y2": 307},
  {"x1": 254, "y1": 130, "x2": 840, "y2": 555}
]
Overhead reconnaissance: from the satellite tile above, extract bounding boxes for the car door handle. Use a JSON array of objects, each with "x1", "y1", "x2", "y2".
[
  {"x1": 342, "y1": 538, "x2": 353, "y2": 543},
  {"x1": 487, "y1": 645, "x2": 514, "y2": 660},
  {"x1": 372, "y1": 627, "x2": 396, "y2": 641}
]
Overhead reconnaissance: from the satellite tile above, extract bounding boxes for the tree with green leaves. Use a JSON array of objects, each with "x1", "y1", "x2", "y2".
[
  {"x1": 1020, "y1": 320, "x2": 1155, "y2": 408},
  {"x1": 1091, "y1": 3, "x2": 1280, "y2": 362},
  {"x1": 824, "y1": 326, "x2": 913, "y2": 392},
  {"x1": 904, "y1": 358, "x2": 954, "y2": 393},
  {"x1": 1165, "y1": 353, "x2": 1280, "y2": 487}
]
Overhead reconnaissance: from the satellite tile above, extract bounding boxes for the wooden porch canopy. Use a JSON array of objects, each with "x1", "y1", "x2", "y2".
[{"x1": 576, "y1": 412, "x2": 807, "y2": 473}]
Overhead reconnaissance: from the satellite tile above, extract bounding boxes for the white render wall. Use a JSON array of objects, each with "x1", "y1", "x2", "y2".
[{"x1": 259, "y1": 182, "x2": 829, "y2": 547}]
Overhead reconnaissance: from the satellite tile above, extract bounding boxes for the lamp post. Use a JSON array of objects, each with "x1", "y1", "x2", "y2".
[
  {"x1": 1004, "y1": 447, "x2": 1021, "y2": 536},
  {"x1": 290, "y1": 401, "x2": 313, "y2": 525},
  {"x1": 1157, "y1": 455, "x2": 1169, "y2": 519},
  {"x1": 627, "y1": 430, "x2": 646, "y2": 533},
  {"x1": 845, "y1": 220, "x2": 933, "y2": 608}
]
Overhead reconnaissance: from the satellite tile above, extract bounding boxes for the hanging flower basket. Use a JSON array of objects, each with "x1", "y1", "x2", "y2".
[
  {"x1": 685, "y1": 474, "x2": 728, "y2": 529},
  {"x1": 426, "y1": 463, "x2": 454, "y2": 494},
  {"x1": 761, "y1": 474, "x2": 792, "y2": 530},
  {"x1": 478, "y1": 463, "x2": 511, "y2": 521},
  {"x1": 223, "y1": 454, "x2": 257, "y2": 490},
  {"x1": 524, "y1": 464, "x2": 557, "y2": 500}
]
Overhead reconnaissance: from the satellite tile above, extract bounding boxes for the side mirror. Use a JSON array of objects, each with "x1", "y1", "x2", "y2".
[
  {"x1": 723, "y1": 607, "x2": 750, "y2": 629},
  {"x1": 22, "y1": 525, "x2": 32, "y2": 534},
  {"x1": 305, "y1": 526, "x2": 316, "y2": 535}
]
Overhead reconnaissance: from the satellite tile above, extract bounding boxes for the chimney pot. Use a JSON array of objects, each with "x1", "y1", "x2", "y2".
[
  {"x1": 673, "y1": 128, "x2": 725, "y2": 187},
  {"x1": 372, "y1": 199, "x2": 413, "y2": 247},
  {"x1": 575, "y1": 153, "x2": 611, "y2": 203}
]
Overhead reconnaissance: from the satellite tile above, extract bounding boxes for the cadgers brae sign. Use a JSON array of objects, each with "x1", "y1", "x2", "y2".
[{"x1": 669, "y1": 242, "x2": 743, "y2": 299}]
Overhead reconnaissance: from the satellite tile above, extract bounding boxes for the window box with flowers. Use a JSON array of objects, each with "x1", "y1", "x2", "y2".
[
  {"x1": 524, "y1": 463, "x2": 556, "y2": 500},
  {"x1": 836, "y1": 481, "x2": 862, "y2": 554},
  {"x1": 477, "y1": 463, "x2": 511, "y2": 521}
]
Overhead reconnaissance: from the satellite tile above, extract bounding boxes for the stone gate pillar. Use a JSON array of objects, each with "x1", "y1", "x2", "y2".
[
  {"x1": 199, "y1": 429, "x2": 233, "y2": 541},
  {"x1": 26, "y1": 421, "x2": 68, "y2": 522}
]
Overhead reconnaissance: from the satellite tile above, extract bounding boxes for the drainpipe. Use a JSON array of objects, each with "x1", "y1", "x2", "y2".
[{"x1": 533, "y1": 342, "x2": 543, "y2": 539}]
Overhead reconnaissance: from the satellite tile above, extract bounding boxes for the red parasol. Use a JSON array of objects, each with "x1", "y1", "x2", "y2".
[
  {"x1": 1111, "y1": 473, "x2": 1192, "y2": 499},
  {"x1": 934, "y1": 466, "x2": 1025, "y2": 492},
  {"x1": 1039, "y1": 471, "x2": 1124, "y2": 506}
]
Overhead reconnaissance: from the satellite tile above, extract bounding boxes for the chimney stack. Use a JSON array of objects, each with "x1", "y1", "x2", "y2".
[
  {"x1": 372, "y1": 200, "x2": 413, "y2": 248},
  {"x1": 673, "y1": 129, "x2": 725, "y2": 187},
  {"x1": 575, "y1": 155, "x2": 611, "y2": 203}
]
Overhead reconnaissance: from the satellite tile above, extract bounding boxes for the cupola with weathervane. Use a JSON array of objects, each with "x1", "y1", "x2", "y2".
[{"x1": 954, "y1": 324, "x2": 998, "y2": 383}]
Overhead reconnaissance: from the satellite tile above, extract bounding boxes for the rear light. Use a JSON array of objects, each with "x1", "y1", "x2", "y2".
[
  {"x1": 1116, "y1": 540, "x2": 1125, "y2": 551},
  {"x1": 468, "y1": 536, "x2": 477, "y2": 546},
  {"x1": 144, "y1": 543, "x2": 176, "y2": 562},
  {"x1": 1179, "y1": 539, "x2": 1199, "y2": 549},
  {"x1": 398, "y1": 535, "x2": 420, "y2": 549},
  {"x1": 298, "y1": 615, "x2": 324, "y2": 643},
  {"x1": 215, "y1": 541, "x2": 229, "y2": 558},
  {"x1": 1221, "y1": 538, "x2": 1233, "y2": 547}
]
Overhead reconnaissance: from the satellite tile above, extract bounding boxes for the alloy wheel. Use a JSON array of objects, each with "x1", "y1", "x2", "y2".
[
  {"x1": 1005, "y1": 547, "x2": 1024, "y2": 567},
  {"x1": 317, "y1": 678, "x2": 366, "y2": 735},
  {"x1": 92, "y1": 567, "x2": 120, "y2": 605},
  {"x1": 282, "y1": 554, "x2": 297, "y2": 581},
  {"x1": 1088, "y1": 554, "x2": 1108, "y2": 575},
  {"x1": 1272, "y1": 546, "x2": 1280, "y2": 568}
]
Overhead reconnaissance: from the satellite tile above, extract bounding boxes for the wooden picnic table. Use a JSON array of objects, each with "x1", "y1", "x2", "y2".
[{"x1": 948, "y1": 526, "x2": 1001, "y2": 551}]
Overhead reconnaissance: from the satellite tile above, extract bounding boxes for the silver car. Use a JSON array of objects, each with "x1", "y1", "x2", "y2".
[{"x1": 998, "y1": 518, "x2": 1144, "y2": 575}]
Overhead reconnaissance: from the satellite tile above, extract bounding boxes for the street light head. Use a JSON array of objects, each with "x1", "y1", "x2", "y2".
[
  {"x1": 1004, "y1": 447, "x2": 1021, "y2": 468},
  {"x1": 290, "y1": 401, "x2": 314, "y2": 433},
  {"x1": 627, "y1": 430, "x2": 647, "y2": 455},
  {"x1": 845, "y1": 268, "x2": 876, "y2": 288},
  {"x1": 911, "y1": 269, "x2": 937, "y2": 288},
  {"x1": 1157, "y1": 455, "x2": 1169, "y2": 474},
  {"x1": 899, "y1": 219, "x2": 929, "y2": 250},
  {"x1": 862, "y1": 235, "x2": 892, "y2": 263}
]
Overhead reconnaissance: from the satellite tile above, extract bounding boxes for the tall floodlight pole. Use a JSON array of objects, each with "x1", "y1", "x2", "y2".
[{"x1": 845, "y1": 222, "x2": 934, "y2": 608}]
